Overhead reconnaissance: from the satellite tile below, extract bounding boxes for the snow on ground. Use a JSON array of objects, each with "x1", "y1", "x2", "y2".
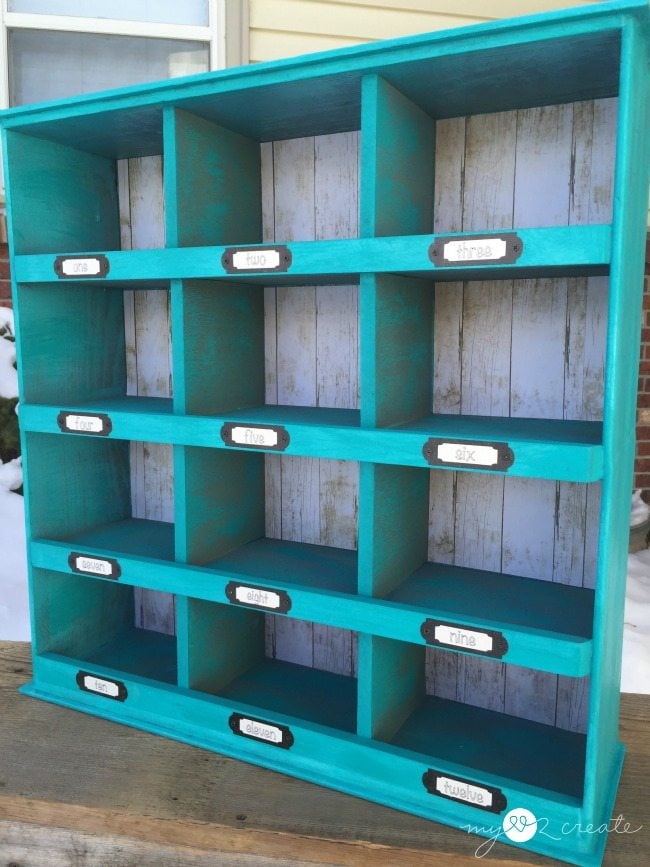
[{"x1": 0, "y1": 458, "x2": 28, "y2": 640}]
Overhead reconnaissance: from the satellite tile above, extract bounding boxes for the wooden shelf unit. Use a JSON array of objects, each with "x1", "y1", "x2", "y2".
[{"x1": 2, "y1": 3, "x2": 649, "y2": 864}]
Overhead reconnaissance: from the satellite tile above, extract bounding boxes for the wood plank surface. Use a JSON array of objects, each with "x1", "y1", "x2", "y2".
[{"x1": 0, "y1": 643, "x2": 648, "y2": 866}]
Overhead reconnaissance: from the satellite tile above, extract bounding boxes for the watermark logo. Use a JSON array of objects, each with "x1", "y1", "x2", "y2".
[
  {"x1": 464, "y1": 810, "x2": 642, "y2": 858},
  {"x1": 502, "y1": 808, "x2": 538, "y2": 844}
]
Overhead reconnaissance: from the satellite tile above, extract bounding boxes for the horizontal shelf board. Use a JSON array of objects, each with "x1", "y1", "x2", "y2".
[
  {"x1": 389, "y1": 562, "x2": 594, "y2": 639},
  {"x1": 218, "y1": 658, "x2": 357, "y2": 734},
  {"x1": 391, "y1": 695, "x2": 586, "y2": 800},
  {"x1": 69, "y1": 518, "x2": 175, "y2": 561},
  {"x1": 14, "y1": 226, "x2": 611, "y2": 283},
  {"x1": 204, "y1": 538, "x2": 358, "y2": 596},
  {"x1": 57, "y1": 625, "x2": 177, "y2": 685},
  {"x1": 0, "y1": 5, "x2": 629, "y2": 151},
  {"x1": 21, "y1": 402, "x2": 603, "y2": 481}
]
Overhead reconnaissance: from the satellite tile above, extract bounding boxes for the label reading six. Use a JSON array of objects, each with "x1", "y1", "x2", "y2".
[{"x1": 437, "y1": 442, "x2": 500, "y2": 467}]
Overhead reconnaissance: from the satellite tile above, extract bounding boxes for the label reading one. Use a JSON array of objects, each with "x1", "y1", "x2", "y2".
[
  {"x1": 436, "y1": 775, "x2": 493, "y2": 809},
  {"x1": 443, "y1": 238, "x2": 507, "y2": 263},
  {"x1": 437, "y1": 442, "x2": 500, "y2": 467},
  {"x1": 54, "y1": 255, "x2": 110, "y2": 278},
  {"x1": 235, "y1": 585, "x2": 282, "y2": 610},
  {"x1": 231, "y1": 426, "x2": 278, "y2": 448},
  {"x1": 61, "y1": 257, "x2": 103, "y2": 276},
  {"x1": 434, "y1": 623, "x2": 493, "y2": 653}
]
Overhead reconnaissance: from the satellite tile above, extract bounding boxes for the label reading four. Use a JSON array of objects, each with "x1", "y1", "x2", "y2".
[
  {"x1": 221, "y1": 423, "x2": 289, "y2": 452},
  {"x1": 54, "y1": 254, "x2": 110, "y2": 278},
  {"x1": 423, "y1": 769, "x2": 507, "y2": 814},
  {"x1": 69, "y1": 552, "x2": 121, "y2": 580},
  {"x1": 76, "y1": 670, "x2": 127, "y2": 701},
  {"x1": 229, "y1": 712, "x2": 294, "y2": 749},
  {"x1": 57, "y1": 411, "x2": 112, "y2": 436}
]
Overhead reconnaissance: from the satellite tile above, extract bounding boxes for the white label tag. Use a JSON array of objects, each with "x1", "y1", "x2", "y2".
[
  {"x1": 443, "y1": 238, "x2": 507, "y2": 263},
  {"x1": 437, "y1": 442, "x2": 500, "y2": 467},
  {"x1": 436, "y1": 775, "x2": 493, "y2": 809},
  {"x1": 63, "y1": 414, "x2": 105, "y2": 434},
  {"x1": 434, "y1": 624, "x2": 494, "y2": 654},
  {"x1": 239, "y1": 717, "x2": 284, "y2": 744},
  {"x1": 235, "y1": 585, "x2": 282, "y2": 610},
  {"x1": 83, "y1": 675, "x2": 120, "y2": 698},
  {"x1": 231, "y1": 249, "x2": 281, "y2": 271},
  {"x1": 74, "y1": 556, "x2": 114, "y2": 577},
  {"x1": 230, "y1": 426, "x2": 278, "y2": 448},
  {"x1": 60, "y1": 257, "x2": 103, "y2": 276}
]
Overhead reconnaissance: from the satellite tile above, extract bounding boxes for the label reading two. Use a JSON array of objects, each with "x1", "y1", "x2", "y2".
[
  {"x1": 57, "y1": 412, "x2": 112, "y2": 436},
  {"x1": 421, "y1": 619, "x2": 509, "y2": 659},
  {"x1": 423, "y1": 438, "x2": 514, "y2": 472},
  {"x1": 54, "y1": 254, "x2": 110, "y2": 278},
  {"x1": 229, "y1": 712, "x2": 294, "y2": 749},
  {"x1": 221, "y1": 423, "x2": 289, "y2": 452},
  {"x1": 222, "y1": 245, "x2": 292, "y2": 274},
  {"x1": 69, "y1": 552, "x2": 121, "y2": 580},
  {"x1": 76, "y1": 670, "x2": 127, "y2": 701}
]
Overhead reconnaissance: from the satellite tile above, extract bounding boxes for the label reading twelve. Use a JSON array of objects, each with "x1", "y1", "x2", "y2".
[{"x1": 436, "y1": 775, "x2": 493, "y2": 809}]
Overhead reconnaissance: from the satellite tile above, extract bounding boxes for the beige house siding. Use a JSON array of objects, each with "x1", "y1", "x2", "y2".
[{"x1": 249, "y1": 0, "x2": 603, "y2": 63}]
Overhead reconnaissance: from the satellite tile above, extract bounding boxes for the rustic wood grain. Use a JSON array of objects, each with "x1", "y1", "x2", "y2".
[{"x1": 0, "y1": 643, "x2": 647, "y2": 866}]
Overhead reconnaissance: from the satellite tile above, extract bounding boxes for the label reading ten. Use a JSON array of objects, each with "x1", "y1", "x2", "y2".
[{"x1": 83, "y1": 675, "x2": 120, "y2": 699}]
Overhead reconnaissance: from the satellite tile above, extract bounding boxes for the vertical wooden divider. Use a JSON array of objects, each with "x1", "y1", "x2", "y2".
[
  {"x1": 357, "y1": 74, "x2": 435, "y2": 741},
  {"x1": 164, "y1": 106, "x2": 267, "y2": 691}
]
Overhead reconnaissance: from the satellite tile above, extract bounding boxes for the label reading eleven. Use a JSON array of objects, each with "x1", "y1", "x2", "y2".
[{"x1": 239, "y1": 717, "x2": 284, "y2": 745}]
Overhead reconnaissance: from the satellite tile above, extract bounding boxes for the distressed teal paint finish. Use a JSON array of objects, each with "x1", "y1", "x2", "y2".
[{"x1": 2, "y1": 3, "x2": 649, "y2": 865}]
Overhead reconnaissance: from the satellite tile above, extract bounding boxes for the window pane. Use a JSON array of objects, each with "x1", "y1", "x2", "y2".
[
  {"x1": 9, "y1": 30, "x2": 209, "y2": 105},
  {"x1": 7, "y1": 0, "x2": 209, "y2": 26}
]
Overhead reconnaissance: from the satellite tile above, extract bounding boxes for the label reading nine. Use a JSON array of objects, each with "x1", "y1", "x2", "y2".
[{"x1": 434, "y1": 623, "x2": 494, "y2": 653}]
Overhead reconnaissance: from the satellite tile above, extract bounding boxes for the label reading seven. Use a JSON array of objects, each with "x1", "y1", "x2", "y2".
[{"x1": 69, "y1": 552, "x2": 121, "y2": 580}]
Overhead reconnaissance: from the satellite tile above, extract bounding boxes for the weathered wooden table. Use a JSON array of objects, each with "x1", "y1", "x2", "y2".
[{"x1": 0, "y1": 641, "x2": 647, "y2": 866}]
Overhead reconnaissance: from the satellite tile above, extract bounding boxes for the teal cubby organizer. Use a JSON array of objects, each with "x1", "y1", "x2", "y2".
[{"x1": 2, "y1": 2, "x2": 649, "y2": 864}]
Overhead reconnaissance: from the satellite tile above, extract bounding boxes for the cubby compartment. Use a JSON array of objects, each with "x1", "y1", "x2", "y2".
[
  {"x1": 25, "y1": 432, "x2": 174, "y2": 561},
  {"x1": 181, "y1": 601, "x2": 357, "y2": 733},
  {"x1": 32, "y1": 567, "x2": 177, "y2": 684},
  {"x1": 176, "y1": 446, "x2": 358, "y2": 596},
  {"x1": 16, "y1": 282, "x2": 172, "y2": 411}
]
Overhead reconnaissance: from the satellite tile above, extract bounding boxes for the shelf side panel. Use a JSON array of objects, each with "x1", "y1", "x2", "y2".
[
  {"x1": 16, "y1": 283, "x2": 126, "y2": 405},
  {"x1": 164, "y1": 107, "x2": 261, "y2": 248},
  {"x1": 3, "y1": 130, "x2": 120, "y2": 255},
  {"x1": 360, "y1": 74, "x2": 435, "y2": 238}
]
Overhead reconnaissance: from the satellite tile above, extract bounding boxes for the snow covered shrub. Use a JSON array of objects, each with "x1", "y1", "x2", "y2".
[{"x1": 0, "y1": 308, "x2": 20, "y2": 468}]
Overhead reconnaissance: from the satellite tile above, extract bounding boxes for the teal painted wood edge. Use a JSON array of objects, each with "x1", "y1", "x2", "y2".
[
  {"x1": 12, "y1": 225, "x2": 611, "y2": 283},
  {"x1": 584, "y1": 15, "x2": 650, "y2": 825},
  {"x1": 30, "y1": 540, "x2": 591, "y2": 677},
  {"x1": 18, "y1": 404, "x2": 603, "y2": 483},
  {"x1": 23, "y1": 653, "x2": 608, "y2": 867},
  {"x1": 0, "y1": 1, "x2": 644, "y2": 129}
]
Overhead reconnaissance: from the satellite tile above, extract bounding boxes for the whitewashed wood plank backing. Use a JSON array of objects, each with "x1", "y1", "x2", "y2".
[
  {"x1": 263, "y1": 133, "x2": 359, "y2": 676},
  {"x1": 428, "y1": 99, "x2": 614, "y2": 732},
  {"x1": 118, "y1": 156, "x2": 176, "y2": 637}
]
